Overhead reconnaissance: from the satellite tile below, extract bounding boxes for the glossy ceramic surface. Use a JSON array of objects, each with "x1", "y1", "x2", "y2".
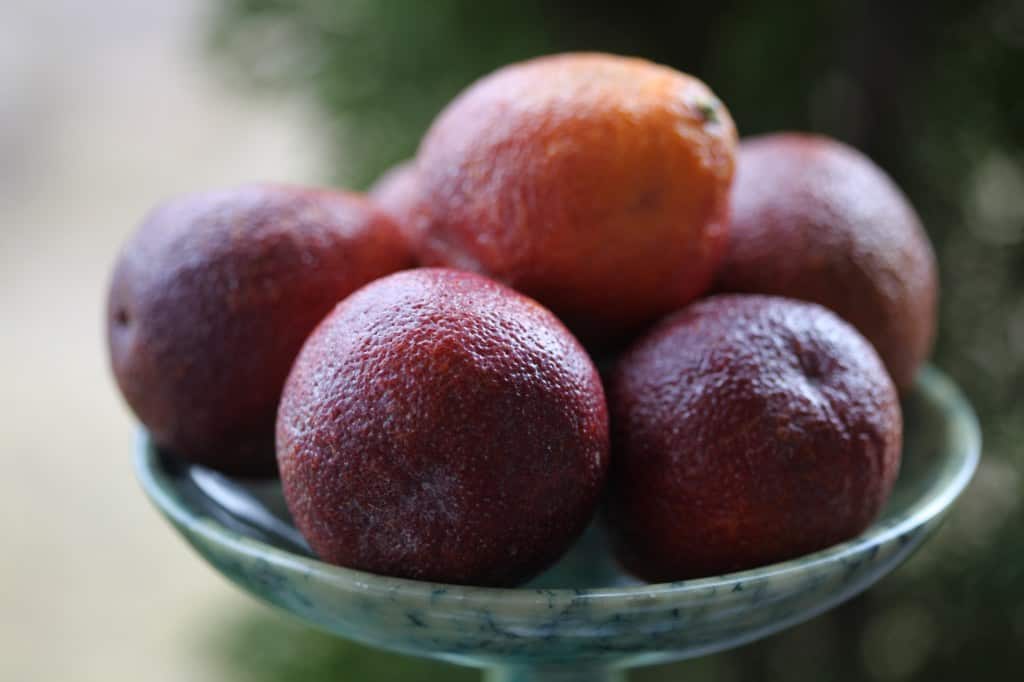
[{"x1": 136, "y1": 366, "x2": 979, "y2": 681}]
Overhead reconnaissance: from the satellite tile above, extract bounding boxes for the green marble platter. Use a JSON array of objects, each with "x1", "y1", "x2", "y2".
[{"x1": 136, "y1": 366, "x2": 979, "y2": 682}]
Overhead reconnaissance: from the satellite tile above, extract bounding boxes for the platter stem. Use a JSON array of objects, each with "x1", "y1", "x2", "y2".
[{"x1": 485, "y1": 663, "x2": 625, "y2": 682}]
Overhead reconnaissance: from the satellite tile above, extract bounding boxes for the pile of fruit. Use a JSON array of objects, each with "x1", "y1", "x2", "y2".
[{"x1": 108, "y1": 53, "x2": 936, "y2": 587}]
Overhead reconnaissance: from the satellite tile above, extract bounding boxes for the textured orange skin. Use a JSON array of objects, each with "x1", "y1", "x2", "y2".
[
  {"x1": 716, "y1": 133, "x2": 938, "y2": 390},
  {"x1": 418, "y1": 53, "x2": 737, "y2": 342},
  {"x1": 277, "y1": 269, "x2": 610, "y2": 586},
  {"x1": 607, "y1": 295, "x2": 902, "y2": 582},
  {"x1": 368, "y1": 159, "x2": 427, "y2": 253},
  {"x1": 107, "y1": 185, "x2": 412, "y2": 476}
]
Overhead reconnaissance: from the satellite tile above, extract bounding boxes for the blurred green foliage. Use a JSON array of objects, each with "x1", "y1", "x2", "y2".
[
  {"x1": 204, "y1": 608, "x2": 477, "y2": 682},
  {"x1": 208, "y1": 0, "x2": 554, "y2": 188},
  {"x1": 207, "y1": 0, "x2": 1024, "y2": 679}
]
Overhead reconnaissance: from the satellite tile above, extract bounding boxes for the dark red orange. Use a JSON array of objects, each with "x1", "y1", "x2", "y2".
[
  {"x1": 717, "y1": 133, "x2": 938, "y2": 389},
  {"x1": 107, "y1": 184, "x2": 411, "y2": 475},
  {"x1": 369, "y1": 158, "x2": 426, "y2": 252},
  {"x1": 607, "y1": 294, "x2": 902, "y2": 581},
  {"x1": 276, "y1": 268, "x2": 610, "y2": 585}
]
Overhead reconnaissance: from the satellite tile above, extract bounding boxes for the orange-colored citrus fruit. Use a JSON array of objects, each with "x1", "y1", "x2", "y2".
[{"x1": 417, "y1": 53, "x2": 737, "y2": 341}]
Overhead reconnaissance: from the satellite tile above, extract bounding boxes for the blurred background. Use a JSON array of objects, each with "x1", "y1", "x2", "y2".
[{"x1": 1, "y1": 0, "x2": 1020, "y2": 680}]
